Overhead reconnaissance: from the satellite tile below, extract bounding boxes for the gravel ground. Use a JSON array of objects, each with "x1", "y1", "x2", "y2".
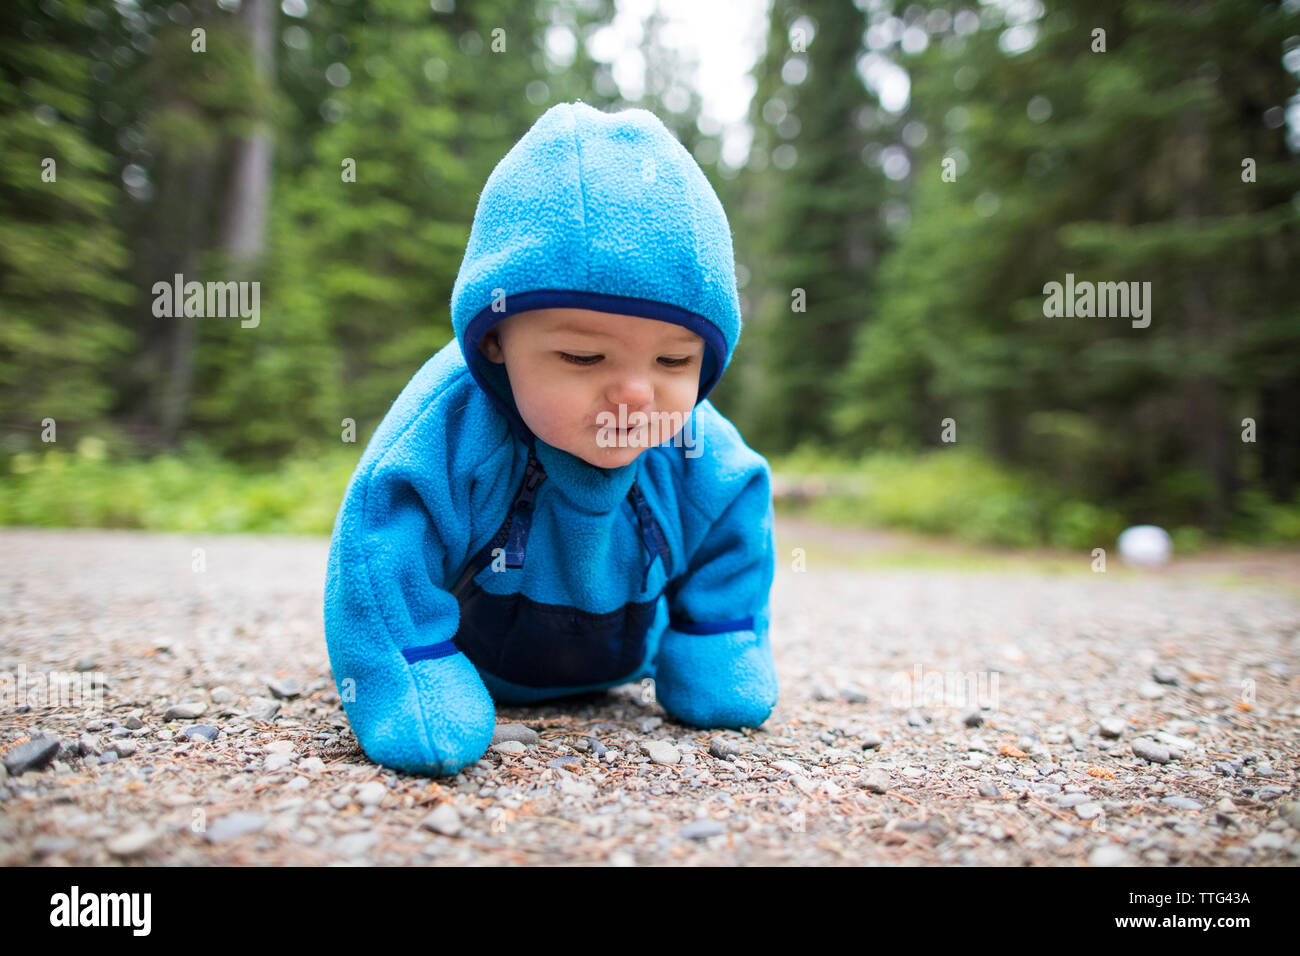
[{"x1": 1, "y1": 525, "x2": 1297, "y2": 866}]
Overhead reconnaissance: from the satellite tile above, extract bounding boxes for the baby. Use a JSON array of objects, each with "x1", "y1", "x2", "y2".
[{"x1": 323, "y1": 101, "x2": 778, "y2": 776}]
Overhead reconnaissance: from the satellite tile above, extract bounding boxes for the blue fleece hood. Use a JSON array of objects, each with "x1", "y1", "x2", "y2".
[{"x1": 450, "y1": 101, "x2": 742, "y2": 441}]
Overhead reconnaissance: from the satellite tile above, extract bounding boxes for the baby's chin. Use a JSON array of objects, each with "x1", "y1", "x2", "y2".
[{"x1": 577, "y1": 442, "x2": 644, "y2": 470}]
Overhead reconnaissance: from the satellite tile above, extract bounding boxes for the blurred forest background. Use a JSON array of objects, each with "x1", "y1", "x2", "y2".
[{"x1": 2, "y1": 0, "x2": 1298, "y2": 551}]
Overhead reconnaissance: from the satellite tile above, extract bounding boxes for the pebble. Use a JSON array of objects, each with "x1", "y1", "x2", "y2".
[
  {"x1": 859, "y1": 734, "x2": 883, "y2": 750},
  {"x1": 838, "y1": 685, "x2": 869, "y2": 703},
  {"x1": 1089, "y1": 845, "x2": 1129, "y2": 866},
  {"x1": 635, "y1": 716, "x2": 663, "y2": 733},
  {"x1": 1137, "y1": 682, "x2": 1165, "y2": 700},
  {"x1": 1279, "y1": 801, "x2": 1300, "y2": 829},
  {"x1": 206, "y1": 812, "x2": 267, "y2": 843},
  {"x1": 492, "y1": 741, "x2": 527, "y2": 755},
  {"x1": 422, "y1": 803, "x2": 462, "y2": 837},
  {"x1": 328, "y1": 792, "x2": 351, "y2": 810},
  {"x1": 644, "y1": 741, "x2": 680, "y2": 765},
  {"x1": 680, "y1": 819, "x2": 726, "y2": 840},
  {"x1": 709, "y1": 738, "x2": 739, "y2": 760},
  {"x1": 772, "y1": 760, "x2": 805, "y2": 776},
  {"x1": 1056, "y1": 793, "x2": 1089, "y2": 807},
  {"x1": 299, "y1": 757, "x2": 326, "y2": 774},
  {"x1": 963, "y1": 711, "x2": 984, "y2": 728},
  {"x1": 184, "y1": 725, "x2": 220, "y2": 743},
  {"x1": 245, "y1": 698, "x2": 281, "y2": 722},
  {"x1": 210, "y1": 686, "x2": 237, "y2": 704},
  {"x1": 858, "y1": 770, "x2": 892, "y2": 793},
  {"x1": 1249, "y1": 831, "x2": 1288, "y2": 852},
  {"x1": 111, "y1": 740, "x2": 139, "y2": 758},
  {"x1": 123, "y1": 715, "x2": 144, "y2": 730},
  {"x1": 264, "y1": 753, "x2": 294, "y2": 772},
  {"x1": 1152, "y1": 665, "x2": 1180, "y2": 685},
  {"x1": 1098, "y1": 717, "x2": 1127, "y2": 739},
  {"x1": 334, "y1": 832, "x2": 379, "y2": 857},
  {"x1": 1132, "y1": 739, "x2": 1172, "y2": 764},
  {"x1": 1075, "y1": 803, "x2": 1103, "y2": 820},
  {"x1": 1162, "y1": 796, "x2": 1203, "y2": 811},
  {"x1": 78, "y1": 734, "x2": 103, "y2": 757},
  {"x1": 356, "y1": 781, "x2": 387, "y2": 806},
  {"x1": 267, "y1": 677, "x2": 301, "y2": 699},
  {"x1": 977, "y1": 780, "x2": 999, "y2": 798},
  {"x1": 263, "y1": 739, "x2": 296, "y2": 755},
  {"x1": 106, "y1": 827, "x2": 159, "y2": 858},
  {"x1": 491, "y1": 724, "x2": 538, "y2": 746},
  {"x1": 3, "y1": 736, "x2": 60, "y2": 775},
  {"x1": 163, "y1": 702, "x2": 206, "y2": 720}
]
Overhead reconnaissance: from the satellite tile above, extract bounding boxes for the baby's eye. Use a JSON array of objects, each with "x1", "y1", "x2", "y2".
[
  {"x1": 559, "y1": 352, "x2": 602, "y2": 366},
  {"x1": 658, "y1": 356, "x2": 694, "y2": 367}
]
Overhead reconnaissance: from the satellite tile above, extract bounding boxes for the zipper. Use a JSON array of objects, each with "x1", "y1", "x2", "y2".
[
  {"x1": 503, "y1": 448, "x2": 546, "y2": 568},
  {"x1": 628, "y1": 482, "x2": 671, "y2": 593}
]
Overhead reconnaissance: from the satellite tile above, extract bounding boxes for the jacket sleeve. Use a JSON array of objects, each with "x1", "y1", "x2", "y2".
[
  {"x1": 654, "y1": 450, "x2": 779, "y2": 729},
  {"x1": 323, "y1": 360, "x2": 511, "y2": 774}
]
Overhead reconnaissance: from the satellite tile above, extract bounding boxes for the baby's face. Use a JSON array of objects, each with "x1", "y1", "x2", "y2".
[{"x1": 479, "y1": 308, "x2": 706, "y2": 469}]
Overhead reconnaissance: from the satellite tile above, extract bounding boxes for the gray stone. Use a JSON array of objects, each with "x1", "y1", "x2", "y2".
[
  {"x1": 491, "y1": 724, "x2": 538, "y2": 746},
  {"x1": 209, "y1": 686, "x2": 237, "y2": 704},
  {"x1": 334, "y1": 832, "x2": 380, "y2": 857},
  {"x1": 106, "y1": 827, "x2": 159, "y2": 857},
  {"x1": 1075, "y1": 803, "x2": 1103, "y2": 820},
  {"x1": 78, "y1": 734, "x2": 103, "y2": 757},
  {"x1": 644, "y1": 741, "x2": 680, "y2": 765},
  {"x1": 163, "y1": 702, "x2": 206, "y2": 720},
  {"x1": 1132, "y1": 739, "x2": 1172, "y2": 764},
  {"x1": 1089, "y1": 845, "x2": 1129, "y2": 866},
  {"x1": 838, "y1": 685, "x2": 869, "y2": 704},
  {"x1": 1137, "y1": 681, "x2": 1166, "y2": 700},
  {"x1": 206, "y1": 812, "x2": 267, "y2": 843},
  {"x1": 680, "y1": 819, "x2": 726, "y2": 840},
  {"x1": 1056, "y1": 793, "x2": 1090, "y2": 807},
  {"x1": 977, "y1": 780, "x2": 999, "y2": 798},
  {"x1": 1099, "y1": 717, "x2": 1127, "y2": 739},
  {"x1": 859, "y1": 734, "x2": 883, "y2": 750},
  {"x1": 1162, "y1": 796, "x2": 1204, "y2": 811},
  {"x1": 634, "y1": 716, "x2": 664, "y2": 733},
  {"x1": 1249, "y1": 831, "x2": 1288, "y2": 852},
  {"x1": 963, "y1": 711, "x2": 984, "y2": 728},
  {"x1": 492, "y1": 740, "x2": 527, "y2": 755},
  {"x1": 858, "y1": 770, "x2": 892, "y2": 794},
  {"x1": 267, "y1": 677, "x2": 302, "y2": 699},
  {"x1": 1278, "y1": 801, "x2": 1300, "y2": 829},
  {"x1": 1152, "y1": 665, "x2": 1180, "y2": 685},
  {"x1": 356, "y1": 781, "x2": 387, "y2": 806},
  {"x1": 245, "y1": 698, "x2": 281, "y2": 722},
  {"x1": 709, "y1": 738, "x2": 739, "y2": 760},
  {"x1": 422, "y1": 803, "x2": 463, "y2": 837},
  {"x1": 123, "y1": 715, "x2": 144, "y2": 730},
  {"x1": 264, "y1": 753, "x2": 294, "y2": 772},
  {"x1": 184, "y1": 724, "x2": 219, "y2": 743},
  {"x1": 3, "y1": 736, "x2": 60, "y2": 775},
  {"x1": 110, "y1": 740, "x2": 138, "y2": 758}
]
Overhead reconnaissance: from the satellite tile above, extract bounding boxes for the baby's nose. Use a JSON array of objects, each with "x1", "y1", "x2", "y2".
[{"x1": 608, "y1": 377, "x2": 653, "y2": 407}]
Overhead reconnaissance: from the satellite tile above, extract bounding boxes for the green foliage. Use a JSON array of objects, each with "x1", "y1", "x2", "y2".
[{"x1": 0, "y1": 441, "x2": 357, "y2": 535}]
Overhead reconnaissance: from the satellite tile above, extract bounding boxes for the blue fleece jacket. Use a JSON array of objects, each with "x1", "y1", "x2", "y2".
[{"x1": 323, "y1": 101, "x2": 778, "y2": 776}]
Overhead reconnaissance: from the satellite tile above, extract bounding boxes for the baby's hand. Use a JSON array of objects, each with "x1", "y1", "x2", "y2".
[
  {"x1": 351, "y1": 649, "x2": 496, "y2": 776},
  {"x1": 653, "y1": 627, "x2": 778, "y2": 729}
]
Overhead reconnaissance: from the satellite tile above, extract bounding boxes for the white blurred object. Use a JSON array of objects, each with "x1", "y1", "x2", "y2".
[{"x1": 1117, "y1": 525, "x2": 1172, "y2": 568}]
